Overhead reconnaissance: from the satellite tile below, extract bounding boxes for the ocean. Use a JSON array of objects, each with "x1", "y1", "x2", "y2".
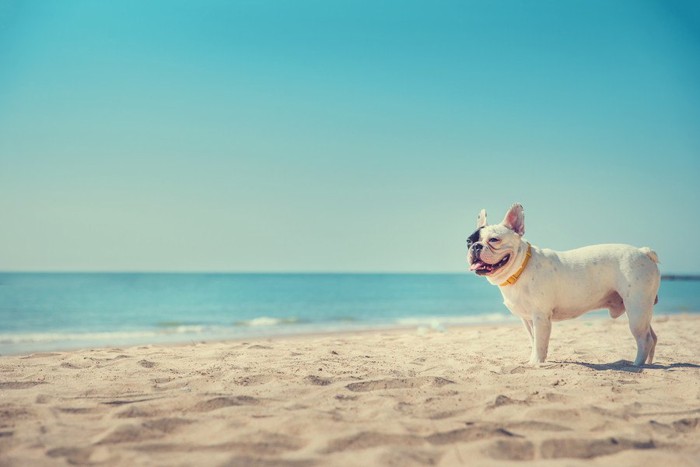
[{"x1": 1, "y1": 273, "x2": 698, "y2": 355}]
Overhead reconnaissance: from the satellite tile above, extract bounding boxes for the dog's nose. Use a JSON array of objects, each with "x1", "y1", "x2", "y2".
[{"x1": 470, "y1": 243, "x2": 483, "y2": 258}]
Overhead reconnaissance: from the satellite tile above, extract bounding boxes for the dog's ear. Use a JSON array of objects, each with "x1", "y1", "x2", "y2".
[
  {"x1": 502, "y1": 203, "x2": 524, "y2": 235},
  {"x1": 477, "y1": 209, "x2": 487, "y2": 228}
]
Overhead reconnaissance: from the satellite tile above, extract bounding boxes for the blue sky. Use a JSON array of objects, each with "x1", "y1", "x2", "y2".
[{"x1": 0, "y1": 1, "x2": 699, "y2": 273}]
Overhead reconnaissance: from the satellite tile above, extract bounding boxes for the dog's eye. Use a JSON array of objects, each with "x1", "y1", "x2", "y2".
[{"x1": 489, "y1": 238, "x2": 500, "y2": 244}]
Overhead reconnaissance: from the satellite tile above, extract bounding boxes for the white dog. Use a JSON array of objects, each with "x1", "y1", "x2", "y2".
[{"x1": 467, "y1": 204, "x2": 660, "y2": 366}]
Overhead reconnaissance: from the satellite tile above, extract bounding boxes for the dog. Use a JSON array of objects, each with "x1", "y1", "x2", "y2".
[{"x1": 466, "y1": 203, "x2": 660, "y2": 366}]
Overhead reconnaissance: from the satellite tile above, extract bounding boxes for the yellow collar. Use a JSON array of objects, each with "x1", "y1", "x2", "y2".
[{"x1": 500, "y1": 243, "x2": 532, "y2": 286}]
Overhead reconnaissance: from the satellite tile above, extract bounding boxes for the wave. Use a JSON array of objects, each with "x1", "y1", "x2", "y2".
[
  {"x1": 0, "y1": 330, "x2": 162, "y2": 345},
  {"x1": 0, "y1": 314, "x2": 515, "y2": 347},
  {"x1": 395, "y1": 313, "x2": 516, "y2": 327},
  {"x1": 0, "y1": 326, "x2": 214, "y2": 345},
  {"x1": 234, "y1": 316, "x2": 302, "y2": 327}
]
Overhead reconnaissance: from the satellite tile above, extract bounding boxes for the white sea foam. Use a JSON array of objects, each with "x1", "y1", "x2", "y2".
[
  {"x1": 0, "y1": 326, "x2": 211, "y2": 345},
  {"x1": 0, "y1": 314, "x2": 516, "y2": 346},
  {"x1": 395, "y1": 313, "x2": 516, "y2": 327},
  {"x1": 0, "y1": 331, "x2": 157, "y2": 344},
  {"x1": 160, "y1": 325, "x2": 208, "y2": 334},
  {"x1": 235, "y1": 317, "x2": 301, "y2": 327}
]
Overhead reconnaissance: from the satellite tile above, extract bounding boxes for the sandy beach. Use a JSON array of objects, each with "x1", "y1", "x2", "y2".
[{"x1": 1, "y1": 315, "x2": 699, "y2": 466}]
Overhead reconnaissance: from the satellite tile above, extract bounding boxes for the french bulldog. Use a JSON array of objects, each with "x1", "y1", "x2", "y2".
[{"x1": 467, "y1": 203, "x2": 660, "y2": 366}]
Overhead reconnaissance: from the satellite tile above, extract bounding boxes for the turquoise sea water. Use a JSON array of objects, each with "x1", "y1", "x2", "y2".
[{"x1": 1, "y1": 273, "x2": 698, "y2": 355}]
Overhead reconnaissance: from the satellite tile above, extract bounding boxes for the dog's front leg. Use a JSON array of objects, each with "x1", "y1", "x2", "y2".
[
  {"x1": 521, "y1": 318, "x2": 535, "y2": 361},
  {"x1": 529, "y1": 315, "x2": 552, "y2": 365}
]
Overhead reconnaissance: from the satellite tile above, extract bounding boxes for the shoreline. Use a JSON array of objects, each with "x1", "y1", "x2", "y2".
[
  {"x1": 2, "y1": 311, "x2": 698, "y2": 358},
  {"x1": 1, "y1": 314, "x2": 699, "y2": 465},
  {"x1": 0, "y1": 320, "x2": 514, "y2": 358}
]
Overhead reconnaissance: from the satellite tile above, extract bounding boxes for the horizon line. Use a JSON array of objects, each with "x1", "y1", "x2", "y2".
[{"x1": 0, "y1": 271, "x2": 698, "y2": 280}]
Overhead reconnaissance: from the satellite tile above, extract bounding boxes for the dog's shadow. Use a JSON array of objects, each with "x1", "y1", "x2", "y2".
[{"x1": 559, "y1": 360, "x2": 700, "y2": 374}]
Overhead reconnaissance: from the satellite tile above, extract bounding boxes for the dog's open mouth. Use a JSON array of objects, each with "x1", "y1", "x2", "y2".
[{"x1": 470, "y1": 254, "x2": 510, "y2": 276}]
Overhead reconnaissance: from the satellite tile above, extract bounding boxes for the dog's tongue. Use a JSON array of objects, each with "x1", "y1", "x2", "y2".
[{"x1": 470, "y1": 262, "x2": 483, "y2": 271}]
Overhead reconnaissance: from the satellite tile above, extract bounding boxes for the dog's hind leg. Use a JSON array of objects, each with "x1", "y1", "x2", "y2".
[
  {"x1": 647, "y1": 326, "x2": 657, "y2": 364},
  {"x1": 626, "y1": 298, "x2": 655, "y2": 366}
]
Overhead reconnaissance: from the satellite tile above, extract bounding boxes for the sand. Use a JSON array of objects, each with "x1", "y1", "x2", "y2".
[{"x1": 1, "y1": 315, "x2": 699, "y2": 466}]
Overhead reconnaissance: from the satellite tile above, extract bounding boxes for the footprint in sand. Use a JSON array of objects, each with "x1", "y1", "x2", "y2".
[
  {"x1": 491, "y1": 394, "x2": 520, "y2": 408},
  {"x1": 116, "y1": 405, "x2": 160, "y2": 419},
  {"x1": 191, "y1": 395, "x2": 259, "y2": 412},
  {"x1": 483, "y1": 439, "x2": 535, "y2": 461},
  {"x1": 57, "y1": 407, "x2": 98, "y2": 414},
  {"x1": 227, "y1": 432, "x2": 308, "y2": 456},
  {"x1": 234, "y1": 374, "x2": 276, "y2": 386},
  {"x1": 0, "y1": 406, "x2": 32, "y2": 420},
  {"x1": 539, "y1": 437, "x2": 656, "y2": 459},
  {"x1": 95, "y1": 418, "x2": 192, "y2": 445},
  {"x1": 59, "y1": 362, "x2": 84, "y2": 370},
  {"x1": 324, "y1": 424, "x2": 520, "y2": 455},
  {"x1": 304, "y1": 375, "x2": 332, "y2": 386},
  {"x1": 672, "y1": 417, "x2": 699, "y2": 433},
  {"x1": 322, "y1": 431, "x2": 423, "y2": 453},
  {"x1": 506, "y1": 420, "x2": 571, "y2": 433},
  {"x1": 425, "y1": 426, "x2": 517, "y2": 445},
  {"x1": 380, "y1": 448, "x2": 443, "y2": 466},
  {"x1": 46, "y1": 446, "x2": 95, "y2": 464},
  {"x1": 526, "y1": 407, "x2": 583, "y2": 423},
  {"x1": 345, "y1": 376, "x2": 454, "y2": 392},
  {"x1": 0, "y1": 381, "x2": 44, "y2": 390},
  {"x1": 101, "y1": 397, "x2": 162, "y2": 406}
]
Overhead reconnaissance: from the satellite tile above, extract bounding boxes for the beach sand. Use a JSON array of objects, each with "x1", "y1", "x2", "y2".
[{"x1": 1, "y1": 315, "x2": 699, "y2": 466}]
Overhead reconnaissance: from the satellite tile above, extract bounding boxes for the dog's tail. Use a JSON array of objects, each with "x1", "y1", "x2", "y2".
[
  {"x1": 640, "y1": 247, "x2": 659, "y2": 264},
  {"x1": 640, "y1": 247, "x2": 661, "y2": 306}
]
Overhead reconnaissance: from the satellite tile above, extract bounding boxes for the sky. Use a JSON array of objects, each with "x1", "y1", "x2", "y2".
[{"x1": 0, "y1": 0, "x2": 699, "y2": 273}]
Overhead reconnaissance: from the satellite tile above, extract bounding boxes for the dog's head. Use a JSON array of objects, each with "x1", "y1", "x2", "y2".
[{"x1": 467, "y1": 203, "x2": 525, "y2": 282}]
